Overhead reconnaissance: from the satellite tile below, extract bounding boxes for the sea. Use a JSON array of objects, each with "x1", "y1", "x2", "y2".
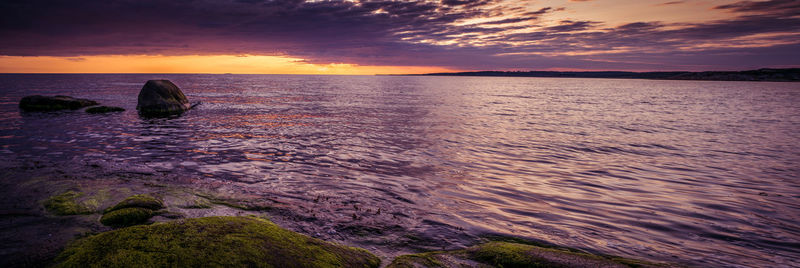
[{"x1": 0, "y1": 74, "x2": 798, "y2": 267}]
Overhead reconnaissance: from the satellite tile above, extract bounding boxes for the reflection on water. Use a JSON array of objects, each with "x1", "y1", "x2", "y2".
[{"x1": 1, "y1": 74, "x2": 799, "y2": 267}]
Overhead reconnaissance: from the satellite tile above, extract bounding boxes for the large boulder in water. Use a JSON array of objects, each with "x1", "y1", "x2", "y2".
[
  {"x1": 19, "y1": 95, "x2": 98, "y2": 111},
  {"x1": 136, "y1": 80, "x2": 191, "y2": 116}
]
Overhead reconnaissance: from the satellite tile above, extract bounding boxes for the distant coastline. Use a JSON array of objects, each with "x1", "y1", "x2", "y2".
[{"x1": 417, "y1": 68, "x2": 800, "y2": 82}]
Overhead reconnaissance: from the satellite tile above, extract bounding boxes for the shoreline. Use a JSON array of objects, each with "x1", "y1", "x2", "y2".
[
  {"x1": 409, "y1": 68, "x2": 800, "y2": 82},
  {"x1": 0, "y1": 156, "x2": 680, "y2": 267}
]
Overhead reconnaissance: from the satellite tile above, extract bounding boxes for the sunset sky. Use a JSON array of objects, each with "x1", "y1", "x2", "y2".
[{"x1": 1, "y1": 0, "x2": 798, "y2": 74}]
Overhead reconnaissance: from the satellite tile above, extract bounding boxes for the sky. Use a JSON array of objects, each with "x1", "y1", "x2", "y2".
[{"x1": 0, "y1": 0, "x2": 798, "y2": 74}]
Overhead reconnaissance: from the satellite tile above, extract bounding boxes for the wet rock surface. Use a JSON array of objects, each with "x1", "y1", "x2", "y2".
[
  {"x1": 136, "y1": 80, "x2": 191, "y2": 116},
  {"x1": 105, "y1": 194, "x2": 163, "y2": 212},
  {"x1": 19, "y1": 95, "x2": 98, "y2": 111},
  {"x1": 99, "y1": 207, "x2": 154, "y2": 227},
  {"x1": 43, "y1": 191, "x2": 96, "y2": 216},
  {"x1": 54, "y1": 216, "x2": 381, "y2": 268},
  {"x1": 387, "y1": 241, "x2": 666, "y2": 268},
  {"x1": 99, "y1": 194, "x2": 163, "y2": 227},
  {"x1": 2, "y1": 74, "x2": 798, "y2": 268},
  {"x1": 85, "y1": 106, "x2": 125, "y2": 114},
  {"x1": 0, "y1": 157, "x2": 674, "y2": 268}
]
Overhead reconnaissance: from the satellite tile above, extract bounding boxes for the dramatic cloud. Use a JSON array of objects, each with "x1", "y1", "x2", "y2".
[
  {"x1": 0, "y1": 0, "x2": 798, "y2": 71},
  {"x1": 714, "y1": 0, "x2": 800, "y2": 14}
]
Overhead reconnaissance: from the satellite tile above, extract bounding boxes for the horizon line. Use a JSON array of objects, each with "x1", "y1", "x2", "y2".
[{"x1": 2, "y1": 67, "x2": 798, "y2": 76}]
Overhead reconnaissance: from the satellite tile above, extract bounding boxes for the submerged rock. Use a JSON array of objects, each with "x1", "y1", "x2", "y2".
[
  {"x1": 100, "y1": 194, "x2": 163, "y2": 227},
  {"x1": 19, "y1": 95, "x2": 98, "y2": 111},
  {"x1": 388, "y1": 241, "x2": 664, "y2": 268},
  {"x1": 43, "y1": 191, "x2": 95, "y2": 216},
  {"x1": 55, "y1": 216, "x2": 381, "y2": 268},
  {"x1": 85, "y1": 106, "x2": 125, "y2": 114},
  {"x1": 105, "y1": 194, "x2": 164, "y2": 212},
  {"x1": 136, "y1": 80, "x2": 191, "y2": 116},
  {"x1": 99, "y1": 207, "x2": 154, "y2": 227}
]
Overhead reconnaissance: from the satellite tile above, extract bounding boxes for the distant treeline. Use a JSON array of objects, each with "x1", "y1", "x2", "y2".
[{"x1": 421, "y1": 68, "x2": 800, "y2": 82}]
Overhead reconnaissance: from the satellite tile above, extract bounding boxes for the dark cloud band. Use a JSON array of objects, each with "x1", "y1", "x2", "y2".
[{"x1": 0, "y1": 0, "x2": 798, "y2": 70}]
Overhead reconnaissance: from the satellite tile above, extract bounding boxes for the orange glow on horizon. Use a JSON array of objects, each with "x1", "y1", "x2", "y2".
[{"x1": 0, "y1": 55, "x2": 457, "y2": 75}]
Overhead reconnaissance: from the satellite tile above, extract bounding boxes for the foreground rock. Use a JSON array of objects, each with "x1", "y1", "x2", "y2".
[
  {"x1": 100, "y1": 207, "x2": 155, "y2": 227},
  {"x1": 86, "y1": 106, "x2": 125, "y2": 114},
  {"x1": 100, "y1": 194, "x2": 164, "y2": 228},
  {"x1": 136, "y1": 80, "x2": 191, "y2": 116},
  {"x1": 105, "y1": 194, "x2": 164, "y2": 212},
  {"x1": 388, "y1": 241, "x2": 665, "y2": 268},
  {"x1": 19, "y1": 95, "x2": 98, "y2": 111},
  {"x1": 54, "y1": 216, "x2": 381, "y2": 268},
  {"x1": 43, "y1": 191, "x2": 96, "y2": 215}
]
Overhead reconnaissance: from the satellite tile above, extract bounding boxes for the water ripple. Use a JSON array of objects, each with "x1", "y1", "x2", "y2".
[{"x1": 1, "y1": 74, "x2": 799, "y2": 267}]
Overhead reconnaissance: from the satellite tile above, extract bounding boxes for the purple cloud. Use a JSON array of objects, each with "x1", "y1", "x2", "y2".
[{"x1": 0, "y1": 0, "x2": 798, "y2": 71}]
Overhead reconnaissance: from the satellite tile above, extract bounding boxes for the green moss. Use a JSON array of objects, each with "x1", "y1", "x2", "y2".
[
  {"x1": 468, "y1": 242, "x2": 554, "y2": 267},
  {"x1": 86, "y1": 106, "x2": 125, "y2": 114},
  {"x1": 479, "y1": 234, "x2": 573, "y2": 251},
  {"x1": 196, "y1": 194, "x2": 271, "y2": 211},
  {"x1": 100, "y1": 207, "x2": 154, "y2": 227},
  {"x1": 209, "y1": 199, "x2": 248, "y2": 209},
  {"x1": 388, "y1": 242, "x2": 666, "y2": 268},
  {"x1": 470, "y1": 242, "x2": 655, "y2": 268},
  {"x1": 609, "y1": 257, "x2": 664, "y2": 268},
  {"x1": 155, "y1": 210, "x2": 185, "y2": 219},
  {"x1": 99, "y1": 194, "x2": 164, "y2": 227},
  {"x1": 44, "y1": 191, "x2": 94, "y2": 215},
  {"x1": 105, "y1": 194, "x2": 163, "y2": 212},
  {"x1": 55, "y1": 216, "x2": 381, "y2": 268},
  {"x1": 387, "y1": 252, "x2": 445, "y2": 268},
  {"x1": 82, "y1": 189, "x2": 115, "y2": 211},
  {"x1": 180, "y1": 199, "x2": 212, "y2": 209}
]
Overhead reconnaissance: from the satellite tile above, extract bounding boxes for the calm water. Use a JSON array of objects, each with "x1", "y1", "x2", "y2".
[{"x1": 1, "y1": 74, "x2": 799, "y2": 267}]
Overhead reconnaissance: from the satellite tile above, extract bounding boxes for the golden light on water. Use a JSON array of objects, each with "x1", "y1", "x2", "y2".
[{"x1": 0, "y1": 55, "x2": 457, "y2": 75}]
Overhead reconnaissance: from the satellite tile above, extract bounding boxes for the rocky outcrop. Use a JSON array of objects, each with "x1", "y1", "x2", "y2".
[
  {"x1": 100, "y1": 194, "x2": 164, "y2": 228},
  {"x1": 85, "y1": 106, "x2": 125, "y2": 114},
  {"x1": 43, "y1": 191, "x2": 95, "y2": 216},
  {"x1": 136, "y1": 80, "x2": 191, "y2": 116},
  {"x1": 388, "y1": 241, "x2": 666, "y2": 268},
  {"x1": 55, "y1": 216, "x2": 381, "y2": 267},
  {"x1": 19, "y1": 95, "x2": 98, "y2": 111}
]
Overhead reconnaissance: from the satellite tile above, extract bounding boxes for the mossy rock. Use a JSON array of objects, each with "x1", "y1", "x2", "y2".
[
  {"x1": 388, "y1": 252, "x2": 452, "y2": 268},
  {"x1": 86, "y1": 106, "x2": 125, "y2": 114},
  {"x1": 181, "y1": 199, "x2": 213, "y2": 209},
  {"x1": 100, "y1": 207, "x2": 154, "y2": 227},
  {"x1": 388, "y1": 242, "x2": 665, "y2": 268},
  {"x1": 105, "y1": 194, "x2": 164, "y2": 212},
  {"x1": 55, "y1": 216, "x2": 381, "y2": 268},
  {"x1": 44, "y1": 191, "x2": 94, "y2": 215}
]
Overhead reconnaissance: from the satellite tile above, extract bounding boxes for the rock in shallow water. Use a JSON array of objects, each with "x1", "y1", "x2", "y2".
[
  {"x1": 43, "y1": 191, "x2": 95, "y2": 216},
  {"x1": 19, "y1": 95, "x2": 98, "y2": 111},
  {"x1": 388, "y1": 241, "x2": 663, "y2": 268},
  {"x1": 55, "y1": 216, "x2": 381, "y2": 268},
  {"x1": 100, "y1": 194, "x2": 164, "y2": 227},
  {"x1": 99, "y1": 207, "x2": 154, "y2": 227},
  {"x1": 105, "y1": 194, "x2": 164, "y2": 212},
  {"x1": 136, "y1": 80, "x2": 191, "y2": 116},
  {"x1": 85, "y1": 106, "x2": 125, "y2": 114}
]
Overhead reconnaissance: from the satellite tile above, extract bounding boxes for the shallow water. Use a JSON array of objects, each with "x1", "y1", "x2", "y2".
[{"x1": 1, "y1": 74, "x2": 799, "y2": 267}]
